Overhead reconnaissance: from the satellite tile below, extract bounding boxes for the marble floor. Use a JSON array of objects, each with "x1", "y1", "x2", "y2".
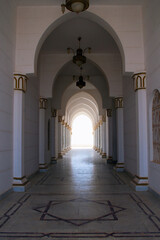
[{"x1": 0, "y1": 149, "x2": 160, "y2": 239}]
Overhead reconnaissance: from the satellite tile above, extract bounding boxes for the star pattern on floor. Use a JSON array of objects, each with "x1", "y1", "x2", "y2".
[{"x1": 33, "y1": 198, "x2": 126, "y2": 226}]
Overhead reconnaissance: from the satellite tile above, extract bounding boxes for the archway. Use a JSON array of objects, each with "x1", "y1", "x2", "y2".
[{"x1": 71, "y1": 114, "x2": 93, "y2": 148}]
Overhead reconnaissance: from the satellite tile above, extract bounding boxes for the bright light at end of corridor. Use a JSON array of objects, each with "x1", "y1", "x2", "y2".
[{"x1": 71, "y1": 115, "x2": 93, "y2": 148}]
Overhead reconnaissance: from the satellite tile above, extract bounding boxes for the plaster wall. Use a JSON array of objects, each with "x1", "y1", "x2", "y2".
[
  {"x1": 123, "y1": 75, "x2": 137, "y2": 176},
  {"x1": 0, "y1": 1, "x2": 16, "y2": 195},
  {"x1": 15, "y1": 5, "x2": 144, "y2": 74},
  {"x1": 143, "y1": 0, "x2": 160, "y2": 194},
  {"x1": 24, "y1": 74, "x2": 39, "y2": 177}
]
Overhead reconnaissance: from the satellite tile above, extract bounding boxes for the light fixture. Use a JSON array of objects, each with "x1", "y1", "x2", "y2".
[
  {"x1": 67, "y1": 37, "x2": 91, "y2": 67},
  {"x1": 61, "y1": 0, "x2": 89, "y2": 14},
  {"x1": 73, "y1": 67, "x2": 89, "y2": 89}
]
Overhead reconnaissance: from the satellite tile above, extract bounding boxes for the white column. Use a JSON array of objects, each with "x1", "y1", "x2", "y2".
[
  {"x1": 131, "y1": 72, "x2": 148, "y2": 190},
  {"x1": 62, "y1": 120, "x2": 65, "y2": 155},
  {"x1": 97, "y1": 124, "x2": 100, "y2": 152},
  {"x1": 58, "y1": 116, "x2": 63, "y2": 158},
  {"x1": 107, "y1": 109, "x2": 113, "y2": 163},
  {"x1": 51, "y1": 109, "x2": 57, "y2": 163},
  {"x1": 100, "y1": 121, "x2": 103, "y2": 155},
  {"x1": 13, "y1": 74, "x2": 28, "y2": 192},
  {"x1": 13, "y1": 74, "x2": 29, "y2": 192},
  {"x1": 102, "y1": 115, "x2": 107, "y2": 158},
  {"x1": 39, "y1": 97, "x2": 48, "y2": 171},
  {"x1": 114, "y1": 97, "x2": 124, "y2": 172}
]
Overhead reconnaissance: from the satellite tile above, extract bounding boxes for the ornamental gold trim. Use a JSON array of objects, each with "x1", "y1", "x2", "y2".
[
  {"x1": 115, "y1": 97, "x2": 123, "y2": 108},
  {"x1": 58, "y1": 116, "x2": 62, "y2": 122},
  {"x1": 14, "y1": 74, "x2": 28, "y2": 93},
  {"x1": 39, "y1": 97, "x2": 48, "y2": 109},
  {"x1": 132, "y1": 72, "x2": 146, "y2": 91},
  {"x1": 107, "y1": 109, "x2": 112, "y2": 117},
  {"x1": 51, "y1": 109, "x2": 57, "y2": 117}
]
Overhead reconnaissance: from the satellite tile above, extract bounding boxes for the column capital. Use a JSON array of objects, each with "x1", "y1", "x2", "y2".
[
  {"x1": 115, "y1": 97, "x2": 123, "y2": 109},
  {"x1": 132, "y1": 72, "x2": 146, "y2": 91},
  {"x1": 39, "y1": 97, "x2": 48, "y2": 109},
  {"x1": 14, "y1": 73, "x2": 28, "y2": 93},
  {"x1": 102, "y1": 115, "x2": 106, "y2": 122},
  {"x1": 107, "y1": 109, "x2": 112, "y2": 117},
  {"x1": 51, "y1": 109, "x2": 57, "y2": 117},
  {"x1": 58, "y1": 116, "x2": 62, "y2": 122}
]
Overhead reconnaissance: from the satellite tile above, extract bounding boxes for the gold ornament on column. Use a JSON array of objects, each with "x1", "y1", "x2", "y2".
[
  {"x1": 132, "y1": 72, "x2": 146, "y2": 91},
  {"x1": 102, "y1": 115, "x2": 106, "y2": 122},
  {"x1": 115, "y1": 97, "x2": 123, "y2": 109},
  {"x1": 14, "y1": 73, "x2": 28, "y2": 92},
  {"x1": 39, "y1": 97, "x2": 48, "y2": 109},
  {"x1": 51, "y1": 109, "x2": 57, "y2": 117},
  {"x1": 58, "y1": 116, "x2": 62, "y2": 122},
  {"x1": 107, "y1": 109, "x2": 112, "y2": 117}
]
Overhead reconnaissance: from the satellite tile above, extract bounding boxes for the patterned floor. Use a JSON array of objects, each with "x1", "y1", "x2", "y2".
[{"x1": 0, "y1": 149, "x2": 160, "y2": 239}]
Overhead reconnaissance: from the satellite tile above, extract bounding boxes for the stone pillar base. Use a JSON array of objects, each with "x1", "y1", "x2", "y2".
[
  {"x1": 13, "y1": 176, "x2": 30, "y2": 192},
  {"x1": 39, "y1": 163, "x2": 48, "y2": 172},
  {"x1": 106, "y1": 156, "x2": 113, "y2": 164},
  {"x1": 114, "y1": 163, "x2": 125, "y2": 172},
  {"x1": 58, "y1": 153, "x2": 63, "y2": 159},
  {"x1": 102, "y1": 153, "x2": 107, "y2": 158},
  {"x1": 131, "y1": 175, "x2": 148, "y2": 191},
  {"x1": 51, "y1": 157, "x2": 57, "y2": 164}
]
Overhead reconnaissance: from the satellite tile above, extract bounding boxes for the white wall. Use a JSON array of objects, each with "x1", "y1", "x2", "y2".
[
  {"x1": 24, "y1": 74, "x2": 39, "y2": 177},
  {"x1": 123, "y1": 75, "x2": 137, "y2": 176},
  {"x1": 0, "y1": 1, "x2": 16, "y2": 195},
  {"x1": 143, "y1": 0, "x2": 160, "y2": 194}
]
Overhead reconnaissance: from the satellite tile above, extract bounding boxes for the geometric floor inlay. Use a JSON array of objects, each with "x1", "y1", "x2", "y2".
[{"x1": 33, "y1": 198, "x2": 126, "y2": 226}]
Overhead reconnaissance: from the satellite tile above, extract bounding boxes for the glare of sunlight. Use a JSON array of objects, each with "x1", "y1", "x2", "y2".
[{"x1": 71, "y1": 114, "x2": 93, "y2": 149}]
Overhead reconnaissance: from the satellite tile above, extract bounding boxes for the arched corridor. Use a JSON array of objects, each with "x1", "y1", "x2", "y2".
[
  {"x1": 1, "y1": 0, "x2": 160, "y2": 239},
  {"x1": 0, "y1": 149, "x2": 160, "y2": 239}
]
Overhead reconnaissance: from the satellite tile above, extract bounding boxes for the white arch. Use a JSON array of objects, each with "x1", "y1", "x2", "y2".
[{"x1": 64, "y1": 92, "x2": 100, "y2": 127}]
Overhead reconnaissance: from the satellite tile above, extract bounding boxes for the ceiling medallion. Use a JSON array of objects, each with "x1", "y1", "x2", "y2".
[
  {"x1": 67, "y1": 37, "x2": 91, "y2": 67},
  {"x1": 73, "y1": 67, "x2": 89, "y2": 89},
  {"x1": 61, "y1": 0, "x2": 89, "y2": 14}
]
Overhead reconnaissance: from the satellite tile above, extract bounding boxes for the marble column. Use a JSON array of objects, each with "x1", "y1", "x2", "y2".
[
  {"x1": 107, "y1": 109, "x2": 113, "y2": 163},
  {"x1": 102, "y1": 115, "x2": 107, "y2": 158},
  {"x1": 58, "y1": 116, "x2": 63, "y2": 158},
  {"x1": 131, "y1": 72, "x2": 148, "y2": 190},
  {"x1": 51, "y1": 109, "x2": 57, "y2": 163},
  {"x1": 39, "y1": 97, "x2": 48, "y2": 172},
  {"x1": 114, "y1": 97, "x2": 124, "y2": 172},
  {"x1": 13, "y1": 74, "x2": 29, "y2": 192}
]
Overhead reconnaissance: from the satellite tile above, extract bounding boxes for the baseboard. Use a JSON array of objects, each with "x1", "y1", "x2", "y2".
[
  {"x1": 149, "y1": 187, "x2": 160, "y2": 199},
  {"x1": 0, "y1": 188, "x2": 13, "y2": 201}
]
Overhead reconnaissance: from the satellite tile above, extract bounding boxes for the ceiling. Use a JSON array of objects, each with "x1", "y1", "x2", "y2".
[
  {"x1": 16, "y1": 0, "x2": 144, "y2": 6},
  {"x1": 41, "y1": 17, "x2": 119, "y2": 54}
]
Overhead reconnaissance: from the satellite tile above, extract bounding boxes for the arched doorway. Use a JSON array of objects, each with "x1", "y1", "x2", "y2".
[{"x1": 71, "y1": 114, "x2": 93, "y2": 148}]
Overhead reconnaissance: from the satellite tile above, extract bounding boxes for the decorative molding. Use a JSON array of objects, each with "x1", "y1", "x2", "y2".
[
  {"x1": 132, "y1": 72, "x2": 146, "y2": 91},
  {"x1": 51, "y1": 109, "x2": 57, "y2": 117},
  {"x1": 102, "y1": 115, "x2": 106, "y2": 122},
  {"x1": 14, "y1": 73, "x2": 28, "y2": 93},
  {"x1": 39, "y1": 98, "x2": 48, "y2": 109},
  {"x1": 107, "y1": 109, "x2": 112, "y2": 117},
  {"x1": 58, "y1": 116, "x2": 62, "y2": 123},
  {"x1": 115, "y1": 97, "x2": 123, "y2": 109}
]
